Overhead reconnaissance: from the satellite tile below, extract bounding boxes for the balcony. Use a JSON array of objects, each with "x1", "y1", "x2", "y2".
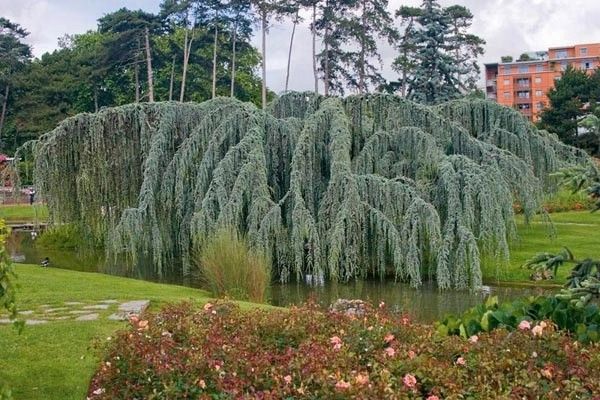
[{"x1": 486, "y1": 79, "x2": 497, "y2": 87}]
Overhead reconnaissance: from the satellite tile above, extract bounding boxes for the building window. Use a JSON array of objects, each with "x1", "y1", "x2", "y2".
[
  {"x1": 536, "y1": 90, "x2": 543, "y2": 97},
  {"x1": 534, "y1": 77, "x2": 542, "y2": 84},
  {"x1": 504, "y1": 79, "x2": 510, "y2": 85},
  {"x1": 519, "y1": 64, "x2": 529, "y2": 73},
  {"x1": 536, "y1": 102, "x2": 544, "y2": 110},
  {"x1": 582, "y1": 61, "x2": 592, "y2": 69},
  {"x1": 517, "y1": 91, "x2": 530, "y2": 99},
  {"x1": 536, "y1": 64, "x2": 544, "y2": 72},
  {"x1": 503, "y1": 92, "x2": 510, "y2": 99},
  {"x1": 554, "y1": 75, "x2": 561, "y2": 81},
  {"x1": 581, "y1": 48, "x2": 588, "y2": 56},
  {"x1": 516, "y1": 78, "x2": 529, "y2": 87},
  {"x1": 503, "y1": 66, "x2": 512, "y2": 74},
  {"x1": 561, "y1": 61, "x2": 568, "y2": 71},
  {"x1": 556, "y1": 50, "x2": 568, "y2": 59}
]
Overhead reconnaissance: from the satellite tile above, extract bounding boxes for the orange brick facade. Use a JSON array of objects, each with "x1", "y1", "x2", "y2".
[{"x1": 485, "y1": 43, "x2": 600, "y2": 121}]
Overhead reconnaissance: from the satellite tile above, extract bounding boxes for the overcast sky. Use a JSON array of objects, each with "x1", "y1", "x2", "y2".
[{"x1": 2, "y1": 0, "x2": 600, "y2": 94}]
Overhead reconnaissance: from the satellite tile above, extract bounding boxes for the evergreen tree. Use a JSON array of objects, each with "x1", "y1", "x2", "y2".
[
  {"x1": 445, "y1": 5, "x2": 485, "y2": 91},
  {"x1": 393, "y1": 6, "x2": 421, "y2": 98},
  {"x1": 395, "y1": 0, "x2": 484, "y2": 104},
  {"x1": 343, "y1": 0, "x2": 397, "y2": 94},
  {"x1": 538, "y1": 66, "x2": 599, "y2": 149},
  {"x1": 0, "y1": 18, "x2": 32, "y2": 144}
]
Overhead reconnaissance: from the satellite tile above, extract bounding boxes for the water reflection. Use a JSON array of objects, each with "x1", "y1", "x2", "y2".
[{"x1": 7, "y1": 230, "x2": 552, "y2": 322}]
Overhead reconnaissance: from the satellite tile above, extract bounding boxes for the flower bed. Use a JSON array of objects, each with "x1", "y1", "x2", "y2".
[{"x1": 89, "y1": 302, "x2": 600, "y2": 399}]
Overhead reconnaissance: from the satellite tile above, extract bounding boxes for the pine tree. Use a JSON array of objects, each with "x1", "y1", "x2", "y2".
[
  {"x1": 342, "y1": 0, "x2": 397, "y2": 94},
  {"x1": 396, "y1": 0, "x2": 484, "y2": 105}
]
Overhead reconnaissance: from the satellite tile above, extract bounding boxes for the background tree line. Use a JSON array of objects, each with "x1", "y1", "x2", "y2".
[{"x1": 0, "y1": 0, "x2": 484, "y2": 154}]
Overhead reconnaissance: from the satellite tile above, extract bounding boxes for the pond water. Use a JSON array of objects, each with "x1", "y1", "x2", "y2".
[{"x1": 7, "y1": 230, "x2": 552, "y2": 322}]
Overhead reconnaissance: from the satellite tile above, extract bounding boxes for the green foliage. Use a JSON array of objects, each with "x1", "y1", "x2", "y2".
[
  {"x1": 36, "y1": 224, "x2": 93, "y2": 250},
  {"x1": 195, "y1": 227, "x2": 271, "y2": 302},
  {"x1": 26, "y1": 93, "x2": 590, "y2": 289},
  {"x1": 0, "y1": 220, "x2": 18, "y2": 323},
  {"x1": 91, "y1": 301, "x2": 600, "y2": 399},
  {"x1": 538, "y1": 66, "x2": 600, "y2": 156}
]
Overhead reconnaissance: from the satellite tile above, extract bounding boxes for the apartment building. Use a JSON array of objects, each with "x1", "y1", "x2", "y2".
[{"x1": 485, "y1": 43, "x2": 600, "y2": 121}]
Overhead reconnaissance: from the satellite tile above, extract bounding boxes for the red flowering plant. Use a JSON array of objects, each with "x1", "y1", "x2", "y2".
[{"x1": 89, "y1": 301, "x2": 600, "y2": 399}]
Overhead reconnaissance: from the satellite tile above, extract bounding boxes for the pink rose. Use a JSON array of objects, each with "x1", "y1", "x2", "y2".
[
  {"x1": 284, "y1": 375, "x2": 292, "y2": 385},
  {"x1": 384, "y1": 347, "x2": 396, "y2": 357},
  {"x1": 426, "y1": 396, "x2": 440, "y2": 400},
  {"x1": 455, "y1": 356, "x2": 466, "y2": 366},
  {"x1": 355, "y1": 373, "x2": 369, "y2": 385},
  {"x1": 402, "y1": 373, "x2": 417, "y2": 389},
  {"x1": 330, "y1": 336, "x2": 343, "y2": 351},
  {"x1": 532, "y1": 324, "x2": 544, "y2": 337},
  {"x1": 468, "y1": 335, "x2": 478, "y2": 344},
  {"x1": 518, "y1": 320, "x2": 531, "y2": 330},
  {"x1": 335, "y1": 380, "x2": 351, "y2": 390},
  {"x1": 384, "y1": 333, "x2": 395, "y2": 343},
  {"x1": 408, "y1": 350, "x2": 416, "y2": 360}
]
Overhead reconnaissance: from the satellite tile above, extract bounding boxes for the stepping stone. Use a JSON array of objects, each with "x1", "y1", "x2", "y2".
[
  {"x1": 39, "y1": 304, "x2": 51, "y2": 308},
  {"x1": 69, "y1": 310, "x2": 91, "y2": 314},
  {"x1": 25, "y1": 319, "x2": 48, "y2": 325},
  {"x1": 83, "y1": 304, "x2": 110, "y2": 310},
  {"x1": 52, "y1": 316, "x2": 71, "y2": 320},
  {"x1": 19, "y1": 310, "x2": 34, "y2": 315},
  {"x1": 108, "y1": 300, "x2": 150, "y2": 321},
  {"x1": 99, "y1": 300, "x2": 118, "y2": 304},
  {"x1": 1, "y1": 318, "x2": 47, "y2": 325},
  {"x1": 64, "y1": 302, "x2": 83, "y2": 306},
  {"x1": 45, "y1": 307, "x2": 68, "y2": 313},
  {"x1": 76, "y1": 313, "x2": 99, "y2": 321}
]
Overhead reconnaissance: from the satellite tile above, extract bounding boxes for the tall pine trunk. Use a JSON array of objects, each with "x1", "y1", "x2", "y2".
[
  {"x1": 0, "y1": 85, "x2": 9, "y2": 138},
  {"x1": 135, "y1": 63, "x2": 140, "y2": 102},
  {"x1": 94, "y1": 87, "x2": 99, "y2": 112},
  {"x1": 211, "y1": 21, "x2": 219, "y2": 99},
  {"x1": 169, "y1": 56, "x2": 175, "y2": 101},
  {"x1": 180, "y1": 29, "x2": 190, "y2": 102},
  {"x1": 358, "y1": 0, "x2": 366, "y2": 94},
  {"x1": 285, "y1": 12, "x2": 299, "y2": 92},
  {"x1": 312, "y1": 5, "x2": 318, "y2": 94},
  {"x1": 145, "y1": 27, "x2": 154, "y2": 103},
  {"x1": 230, "y1": 18, "x2": 238, "y2": 97},
  {"x1": 261, "y1": 12, "x2": 267, "y2": 110},
  {"x1": 324, "y1": 32, "x2": 329, "y2": 96}
]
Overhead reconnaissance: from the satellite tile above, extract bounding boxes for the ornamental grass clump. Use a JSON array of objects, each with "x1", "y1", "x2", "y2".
[{"x1": 195, "y1": 228, "x2": 270, "y2": 303}]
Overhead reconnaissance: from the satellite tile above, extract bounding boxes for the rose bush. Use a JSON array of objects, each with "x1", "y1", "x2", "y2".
[{"x1": 89, "y1": 301, "x2": 600, "y2": 399}]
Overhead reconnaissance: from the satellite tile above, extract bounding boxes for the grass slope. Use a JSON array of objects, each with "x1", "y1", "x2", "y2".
[
  {"x1": 483, "y1": 211, "x2": 600, "y2": 284},
  {"x1": 0, "y1": 204, "x2": 48, "y2": 222},
  {"x1": 0, "y1": 265, "x2": 212, "y2": 400}
]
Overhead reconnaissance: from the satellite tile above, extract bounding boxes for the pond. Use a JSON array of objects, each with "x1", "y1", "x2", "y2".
[{"x1": 7, "y1": 230, "x2": 552, "y2": 322}]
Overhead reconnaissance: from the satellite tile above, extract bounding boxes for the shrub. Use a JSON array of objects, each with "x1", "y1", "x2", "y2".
[
  {"x1": 195, "y1": 228, "x2": 270, "y2": 303},
  {"x1": 89, "y1": 301, "x2": 600, "y2": 399},
  {"x1": 36, "y1": 224, "x2": 92, "y2": 250}
]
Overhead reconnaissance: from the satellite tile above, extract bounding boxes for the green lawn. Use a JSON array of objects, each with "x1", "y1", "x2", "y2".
[
  {"x1": 483, "y1": 211, "x2": 600, "y2": 285},
  {"x1": 0, "y1": 265, "x2": 216, "y2": 400},
  {"x1": 0, "y1": 204, "x2": 48, "y2": 222}
]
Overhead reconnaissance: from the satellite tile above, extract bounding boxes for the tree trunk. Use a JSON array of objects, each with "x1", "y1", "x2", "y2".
[
  {"x1": 261, "y1": 12, "x2": 267, "y2": 110},
  {"x1": 230, "y1": 18, "x2": 238, "y2": 97},
  {"x1": 212, "y1": 22, "x2": 219, "y2": 99},
  {"x1": 285, "y1": 12, "x2": 299, "y2": 92},
  {"x1": 0, "y1": 85, "x2": 9, "y2": 138},
  {"x1": 135, "y1": 63, "x2": 140, "y2": 102},
  {"x1": 180, "y1": 29, "x2": 190, "y2": 102},
  {"x1": 169, "y1": 56, "x2": 175, "y2": 101},
  {"x1": 94, "y1": 87, "x2": 99, "y2": 112},
  {"x1": 324, "y1": 31, "x2": 329, "y2": 96},
  {"x1": 145, "y1": 27, "x2": 154, "y2": 103},
  {"x1": 359, "y1": 0, "x2": 366, "y2": 94},
  {"x1": 312, "y1": 5, "x2": 318, "y2": 94}
]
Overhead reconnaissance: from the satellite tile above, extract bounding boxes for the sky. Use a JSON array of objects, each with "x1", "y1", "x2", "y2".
[{"x1": 2, "y1": 0, "x2": 600, "y2": 94}]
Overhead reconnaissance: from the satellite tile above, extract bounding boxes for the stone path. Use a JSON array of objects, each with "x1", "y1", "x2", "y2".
[{"x1": 0, "y1": 299, "x2": 149, "y2": 325}]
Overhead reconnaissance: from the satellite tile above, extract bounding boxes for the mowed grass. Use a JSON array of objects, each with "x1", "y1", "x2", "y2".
[
  {"x1": 483, "y1": 211, "x2": 600, "y2": 285},
  {"x1": 0, "y1": 265, "x2": 221, "y2": 400},
  {"x1": 0, "y1": 203, "x2": 48, "y2": 222}
]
